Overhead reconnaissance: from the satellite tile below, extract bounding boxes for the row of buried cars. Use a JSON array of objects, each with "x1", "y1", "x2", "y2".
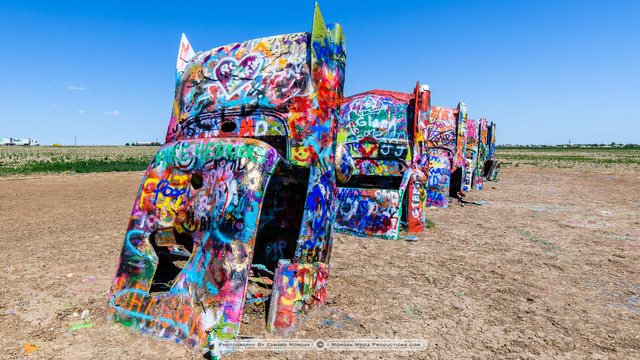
[
  {"x1": 108, "y1": 4, "x2": 500, "y2": 357},
  {"x1": 335, "y1": 88, "x2": 499, "y2": 240}
]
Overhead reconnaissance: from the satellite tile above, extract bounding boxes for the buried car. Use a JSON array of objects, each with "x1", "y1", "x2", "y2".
[
  {"x1": 483, "y1": 121, "x2": 501, "y2": 181},
  {"x1": 461, "y1": 117, "x2": 494, "y2": 191},
  {"x1": 425, "y1": 102, "x2": 467, "y2": 208},
  {"x1": 448, "y1": 102, "x2": 468, "y2": 199},
  {"x1": 461, "y1": 118, "x2": 480, "y2": 192},
  {"x1": 475, "y1": 117, "x2": 489, "y2": 190},
  {"x1": 108, "y1": 4, "x2": 347, "y2": 357},
  {"x1": 334, "y1": 83, "x2": 431, "y2": 239}
]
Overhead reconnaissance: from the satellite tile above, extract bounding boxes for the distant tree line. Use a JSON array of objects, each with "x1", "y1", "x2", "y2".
[
  {"x1": 498, "y1": 143, "x2": 639, "y2": 148},
  {"x1": 125, "y1": 141, "x2": 162, "y2": 146}
]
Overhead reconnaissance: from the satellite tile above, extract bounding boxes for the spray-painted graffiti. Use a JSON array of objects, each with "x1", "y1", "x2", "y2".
[
  {"x1": 109, "y1": 4, "x2": 346, "y2": 357},
  {"x1": 426, "y1": 106, "x2": 456, "y2": 208},
  {"x1": 110, "y1": 138, "x2": 281, "y2": 350},
  {"x1": 334, "y1": 85, "x2": 430, "y2": 239},
  {"x1": 351, "y1": 159, "x2": 407, "y2": 176},
  {"x1": 462, "y1": 119, "x2": 479, "y2": 192},
  {"x1": 334, "y1": 170, "x2": 410, "y2": 238},
  {"x1": 448, "y1": 102, "x2": 467, "y2": 198},
  {"x1": 426, "y1": 149, "x2": 452, "y2": 207},
  {"x1": 407, "y1": 84, "x2": 431, "y2": 233},
  {"x1": 454, "y1": 102, "x2": 468, "y2": 171},
  {"x1": 484, "y1": 121, "x2": 500, "y2": 181},
  {"x1": 487, "y1": 121, "x2": 496, "y2": 161},
  {"x1": 339, "y1": 94, "x2": 411, "y2": 144},
  {"x1": 406, "y1": 168, "x2": 428, "y2": 232},
  {"x1": 485, "y1": 159, "x2": 501, "y2": 181},
  {"x1": 267, "y1": 260, "x2": 328, "y2": 332},
  {"x1": 166, "y1": 9, "x2": 346, "y2": 170},
  {"x1": 475, "y1": 118, "x2": 488, "y2": 190}
]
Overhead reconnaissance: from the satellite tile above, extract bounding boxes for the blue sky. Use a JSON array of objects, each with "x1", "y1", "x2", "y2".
[{"x1": 0, "y1": 0, "x2": 638, "y2": 145}]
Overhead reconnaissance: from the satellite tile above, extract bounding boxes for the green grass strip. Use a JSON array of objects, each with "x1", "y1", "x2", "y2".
[{"x1": 0, "y1": 159, "x2": 150, "y2": 176}]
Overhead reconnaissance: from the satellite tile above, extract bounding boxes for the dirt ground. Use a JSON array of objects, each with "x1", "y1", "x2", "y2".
[{"x1": 0, "y1": 167, "x2": 638, "y2": 359}]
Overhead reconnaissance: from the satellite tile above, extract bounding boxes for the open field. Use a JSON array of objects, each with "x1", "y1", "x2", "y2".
[
  {"x1": 497, "y1": 147, "x2": 640, "y2": 169},
  {"x1": 1, "y1": 146, "x2": 639, "y2": 176},
  {"x1": 0, "y1": 165, "x2": 638, "y2": 359},
  {"x1": 0, "y1": 146, "x2": 158, "y2": 175}
]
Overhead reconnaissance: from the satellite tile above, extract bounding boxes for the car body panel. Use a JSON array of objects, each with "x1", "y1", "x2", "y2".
[
  {"x1": 426, "y1": 106, "x2": 457, "y2": 208},
  {"x1": 335, "y1": 169, "x2": 412, "y2": 239},
  {"x1": 461, "y1": 119, "x2": 479, "y2": 192},
  {"x1": 475, "y1": 117, "x2": 488, "y2": 190},
  {"x1": 334, "y1": 86, "x2": 429, "y2": 239},
  {"x1": 109, "y1": 4, "x2": 346, "y2": 356},
  {"x1": 484, "y1": 121, "x2": 500, "y2": 181},
  {"x1": 448, "y1": 103, "x2": 467, "y2": 197},
  {"x1": 110, "y1": 138, "x2": 282, "y2": 349}
]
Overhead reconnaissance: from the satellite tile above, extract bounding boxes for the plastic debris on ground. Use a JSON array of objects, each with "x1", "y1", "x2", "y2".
[
  {"x1": 23, "y1": 342, "x2": 39, "y2": 353},
  {"x1": 68, "y1": 322, "x2": 94, "y2": 331}
]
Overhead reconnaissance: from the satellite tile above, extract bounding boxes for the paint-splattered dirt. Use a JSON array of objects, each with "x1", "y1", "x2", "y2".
[{"x1": 0, "y1": 167, "x2": 638, "y2": 359}]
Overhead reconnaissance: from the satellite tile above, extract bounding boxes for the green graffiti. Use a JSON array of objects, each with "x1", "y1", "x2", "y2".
[{"x1": 154, "y1": 141, "x2": 268, "y2": 166}]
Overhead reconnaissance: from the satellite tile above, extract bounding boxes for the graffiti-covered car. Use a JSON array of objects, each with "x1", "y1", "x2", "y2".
[
  {"x1": 483, "y1": 121, "x2": 500, "y2": 181},
  {"x1": 425, "y1": 102, "x2": 467, "y2": 208},
  {"x1": 334, "y1": 84, "x2": 431, "y2": 239},
  {"x1": 460, "y1": 116, "x2": 494, "y2": 191},
  {"x1": 108, "y1": 4, "x2": 346, "y2": 357},
  {"x1": 461, "y1": 118, "x2": 479, "y2": 191},
  {"x1": 475, "y1": 117, "x2": 489, "y2": 189},
  {"x1": 448, "y1": 102, "x2": 468, "y2": 198}
]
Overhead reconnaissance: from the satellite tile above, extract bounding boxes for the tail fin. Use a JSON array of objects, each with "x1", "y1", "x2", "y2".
[
  {"x1": 311, "y1": 2, "x2": 346, "y2": 70},
  {"x1": 176, "y1": 33, "x2": 196, "y2": 80}
]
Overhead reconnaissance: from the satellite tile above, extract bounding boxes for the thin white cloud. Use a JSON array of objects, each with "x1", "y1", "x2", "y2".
[
  {"x1": 104, "y1": 110, "x2": 121, "y2": 116},
  {"x1": 66, "y1": 85, "x2": 87, "y2": 91},
  {"x1": 77, "y1": 110, "x2": 85, "y2": 115}
]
